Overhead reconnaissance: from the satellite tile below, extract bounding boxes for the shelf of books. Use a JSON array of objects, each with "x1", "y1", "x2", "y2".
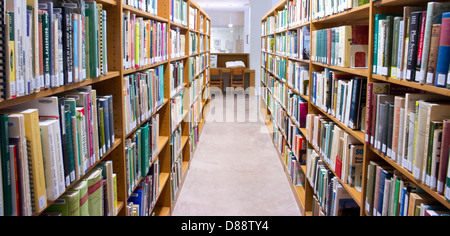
[
  {"x1": 0, "y1": 0, "x2": 210, "y2": 216},
  {"x1": 261, "y1": 0, "x2": 450, "y2": 216}
]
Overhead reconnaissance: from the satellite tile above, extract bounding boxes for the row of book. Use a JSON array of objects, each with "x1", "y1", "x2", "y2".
[
  {"x1": 171, "y1": 92, "x2": 184, "y2": 133},
  {"x1": 365, "y1": 160, "x2": 450, "y2": 216},
  {"x1": 365, "y1": 83, "x2": 450, "y2": 201},
  {"x1": 286, "y1": 90, "x2": 308, "y2": 128},
  {"x1": 122, "y1": 10, "x2": 168, "y2": 70},
  {"x1": 311, "y1": 25, "x2": 369, "y2": 69},
  {"x1": 170, "y1": 126, "x2": 184, "y2": 203},
  {"x1": 170, "y1": 61, "x2": 185, "y2": 98},
  {"x1": 189, "y1": 32, "x2": 199, "y2": 56},
  {"x1": 286, "y1": 61, "x2": 309, "y2": 96},
  {"x1": 312, "y1": 0, "x2": 369, "y2": 21},
  {"x1": 170, "y1": 0, "x2": 188, "y2": 27},
  {"x1": 262, "y1": 35, "x2": 274, "y2": 53},
  {"x1": 2, "y1": 1, "x2": 108, "y2": 101},
  {"x1": 286, "y1": 0, "x2": 310, "y2": 27},
  {"x1": 189, "y1": 54, "x2": 207, "y2": 81},
  {"x1": 125, "y1": 114, "x2": 160, "y2": 197},
  {"x1": 123, "y1": 66, "x2": 165, "y2": 135},
  {"x1": 306, "y1": 148, "x2": 360, "y2": 216},
  {"x1": 273, "y1": 27, "x2": 311, "y2": 60},
  {"x1": 123, "y1": 0, "x2": 158, "y2": 15},
  {"x1": 190, "y1": 75, "x2": 203, "y2": 107},
  {"x1": 169, "y1": 27, "x2": 186, "y2": 59},
  {"x1": 267, "y1": 54, "x2": 287, "y2": 81},
  {"x1": 127, "y1": 160, "x2": 160, "y2": 216},
  {"x1": 305, "y1": 114, "x2": 364, "y2": 192},
  {"x1": 0, "y1": 88, "x2": 115, "y2": 216},
  {"x1": 188, "y1": 6, "x2": 198, "y2": 31},
  {"x1": 373, "y1": 3, "x2": 450, "y2": 89},
  {"x1": 44, "y1": 163, "x2": 118, "y2": 216},
  {"x1": 311, "y1": 69, "x2": 367, "y2": 131}
]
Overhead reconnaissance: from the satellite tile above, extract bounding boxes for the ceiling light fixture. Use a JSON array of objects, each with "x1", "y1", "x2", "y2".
[{"x1": 228, "y1": 12, "x2": 233, "y2": 28}]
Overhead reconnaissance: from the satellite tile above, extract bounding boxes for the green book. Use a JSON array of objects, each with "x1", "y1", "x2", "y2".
[
  {"x1": 99, "y1": 107, "x2": 106, "y2": 154},
  {"x1": 45, "y1": 191, "x2": 80, "y2": 216},
  {"x1": 0, "y1": 114, "x2": 11, "y2": 216},
  {"x1": 85, "y1": 1, "x2": 99, "y2": 78},
  {"x1": 82, "y1": 168, "x2": 103, "y2": 216},
  {"x1": 42, "y1": 11, "x2": 51, "y2": 87},
  {"x1": 359, "y1": 0, "x2": 369, "y2": 5},
  {"x1": 393, "y1": 179, "x2": 401, "y2": 216},
  {"x1": 140, "y1": 124, "x2": 150, "y2": 177},
  {"x1": 382, "y1": 16, "x2": 394, "y2": 76},
  {"x1": 85, "y1": 16, "x2": 90, "y2": 78},
  {"x1": 373, "y1": 14, "x2": 391, "y2": 74},
  {"x1": 69, "y1": 180, "x2": 89, "y2": 216},
  {"x1": 101, "y1": 10, "x2": 108, "y2": 74},
  {"x1": 391, "y1": 17, "x2": 403, "y2": 78}
]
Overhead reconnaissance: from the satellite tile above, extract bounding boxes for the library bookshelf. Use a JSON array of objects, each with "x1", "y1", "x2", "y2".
[
  {"x1": 261, "y1": 0, "x2": 450, "y2": 216},
  {"x1": 0, "y1": 0, "x2": 210, "y2": 216}
]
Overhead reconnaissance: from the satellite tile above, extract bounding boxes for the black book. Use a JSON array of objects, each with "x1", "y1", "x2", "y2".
[
  {"x1": 405, "y1": 11, "x2": 422, "y2": 82},
  {"x1": 385, "y1": 103, "x2": 395, "y2": 156},
  {"x1": 58, "y1": 6, "x2": 74, "y2": 85}
]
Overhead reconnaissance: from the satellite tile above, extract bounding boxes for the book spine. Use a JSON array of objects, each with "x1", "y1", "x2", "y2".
[
  {"x1": 42, "y1": 11, "x2": 50, "y2": 88},
  {"x1": 0, "y1": 115, "x2": 11, "y2": 216},
  {"x1": 0, "y1": 1, "x2": 6, "y2": 101},
  {"x1": 438, "y1": 120, "x2": 450, "y2": 194},
  {"x1": 415, "y1": 11, "x2": 427, "y2": 82},
  {"x1": 406, "y1": 11, "x2": 422, "y2": 82},
  {"x1": 435, "y1": 12, "x2": 450, "y2": 88},
  {"x1": 425, "y1": 24, "x2": 441, "y2": 84},
  {"x1": 7, "y1": 12, "x2": 15, "y2": 99}
]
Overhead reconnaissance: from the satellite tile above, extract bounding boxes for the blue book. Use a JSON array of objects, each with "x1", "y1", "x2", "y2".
[
  {"x1": 377, "y1": 168, "x2": 393, "y2": 216},
  {"x1": 99, "y1": 97, "x2": 110, "y2": 151},
  {"x1": 128, "y1": 189, "x2": 144, "y2": 216},
  {"x1": 435, "y1": 12, "x2": 450, "y2": 88}
]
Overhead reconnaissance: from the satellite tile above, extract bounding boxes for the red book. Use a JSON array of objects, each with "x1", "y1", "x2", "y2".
[{"x1": 335, "y1": 155, "x2": 342, "y2": 179}]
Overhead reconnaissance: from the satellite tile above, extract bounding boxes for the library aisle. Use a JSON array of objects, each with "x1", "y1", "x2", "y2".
[{"x1": 172, "y1": 93, "x2": 302, "y2": 216}]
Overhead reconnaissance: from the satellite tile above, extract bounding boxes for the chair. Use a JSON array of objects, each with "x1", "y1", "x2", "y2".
[
  {"x1": 230, "y1": 68, "x2": 245, "y2": 88},
  {"x1": 209, "y1": 68, "x2": 223, "y2": 91}
]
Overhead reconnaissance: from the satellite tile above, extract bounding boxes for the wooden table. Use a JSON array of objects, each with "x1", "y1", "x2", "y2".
[{"x1": 212, "y1": 68, "x2": 255, "y2": 96}]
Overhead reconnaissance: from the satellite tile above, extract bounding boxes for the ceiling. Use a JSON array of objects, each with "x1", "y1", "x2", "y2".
[{"x1": 195, "y1": 0, "x2": 250, "y2": 11}]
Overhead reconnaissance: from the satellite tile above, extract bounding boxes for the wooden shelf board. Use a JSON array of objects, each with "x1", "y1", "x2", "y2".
[
  {"x1": 123, "y1": 4, "x2": 168, "y2": 22},
  {"x1": 369, "y1": 146, "x2": 450, "y2": 210},
  {"x1": 372, "y1": 74, "x2": 450, "y2": 97},
  {"x1": 312, "y1": 62, "x2": 368, "y2": 77},
  {"x1": 0, "y1": 71, "x2": 120, "y2": 110},
  {"x1": 309, "y1": 102, "x2": 365, "y2": 143},
  {"x1": 312, "y1": 4, "x2": 370, "y2": 24}
]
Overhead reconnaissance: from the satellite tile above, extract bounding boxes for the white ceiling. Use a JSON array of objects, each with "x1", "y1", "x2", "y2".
[{"x1": 195, "y1": 0, "x2": 250, "y2": 11}]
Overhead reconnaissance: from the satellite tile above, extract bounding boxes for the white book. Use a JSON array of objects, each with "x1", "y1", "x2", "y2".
[{"x1": 39, "y1": 119, "x2": 61, "y2": 201}]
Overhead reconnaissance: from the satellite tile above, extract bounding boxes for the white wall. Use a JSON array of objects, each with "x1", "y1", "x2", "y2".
[{"x1": 249, "y1": 0, "x2": 274, "y2": 95}]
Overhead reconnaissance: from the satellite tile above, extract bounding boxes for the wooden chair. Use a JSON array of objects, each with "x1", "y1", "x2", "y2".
[
  {"x1": 209, "y1": 68, "x2": 223, "y2": 91},
  {"x1": 230, "y1": 68, "x2": 245, "y2": 88}
]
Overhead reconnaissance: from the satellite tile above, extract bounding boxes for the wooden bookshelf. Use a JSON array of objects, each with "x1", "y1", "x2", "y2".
[
  {"x1": 261, "y1": 0, "x2": 450, "y2": 216},
  {"x1": 0, "y1": 0, "x2": 210, "y2": 216}
]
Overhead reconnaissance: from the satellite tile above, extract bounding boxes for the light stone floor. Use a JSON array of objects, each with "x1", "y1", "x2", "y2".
[{"x1": 171, "y1": 92, "x2": 302, "y2": 216}]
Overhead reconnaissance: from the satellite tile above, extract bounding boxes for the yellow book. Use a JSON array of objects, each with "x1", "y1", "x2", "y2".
[
  {"x1": 17, "y1": 109, "x2": 47, "y2": 213},
  {"x1": 113, "y1": 173, "x2": 117, "y2": 216},
  {"x1": 7, "y1": 12, "x2": 16, "y2": 99}
]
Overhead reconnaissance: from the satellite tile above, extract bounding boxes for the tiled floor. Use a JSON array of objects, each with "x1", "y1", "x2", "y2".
[{"x1": 171, "y1": 92, "x2": 302, "y2": 216}]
